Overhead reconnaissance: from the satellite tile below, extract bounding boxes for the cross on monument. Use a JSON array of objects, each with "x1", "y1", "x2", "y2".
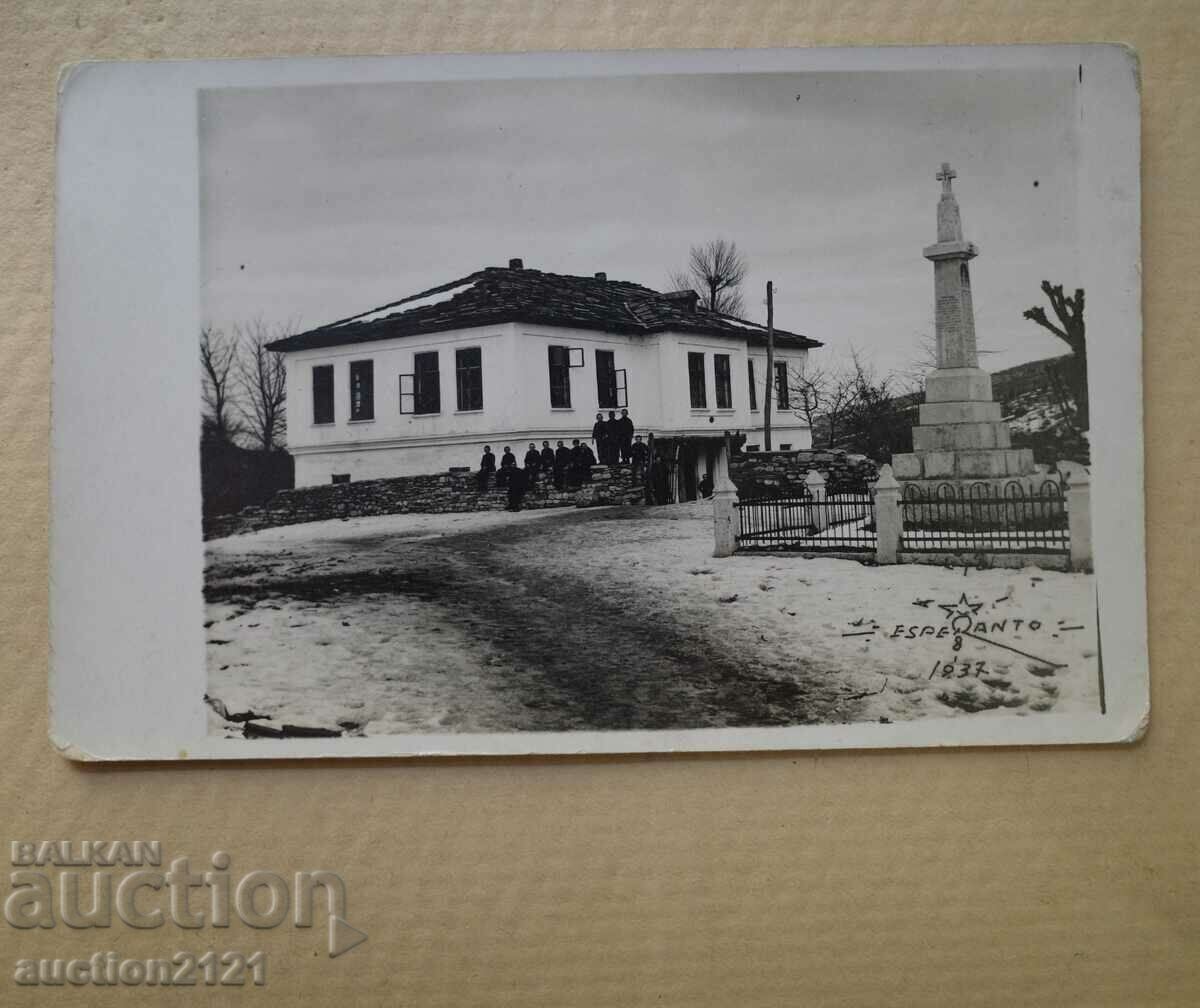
[{"x1": 936, "y1": 162, "x2": 957, "y2": 194}]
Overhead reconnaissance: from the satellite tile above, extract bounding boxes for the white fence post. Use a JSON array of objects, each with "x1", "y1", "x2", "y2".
[
  {"x1": 873, "y1": 464, "x2": 902, "y2": 564},
  {"x1": 1066, "y1": 471, "x2": 1093, "y2": 573},
  {"x1": 805, "y1": 469, "x2": 828, "y2": 532},
  {"x1": 712, "y1": 442, "x2": 738, "y2": 558}
]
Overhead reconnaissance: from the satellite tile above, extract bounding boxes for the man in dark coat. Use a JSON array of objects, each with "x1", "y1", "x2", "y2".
[
  {"x1": 524, "y1": 442, "x2": 541, "y2": 477},
  {"x1": 630, "y1": 434, "x2": 649, "y2": 479},
  {"x1": 601, "y1": 411, "x2": 621, "y2": 464},
  {"x1": 506, "y1": 464, "x2": 529, "y2": 512},
  {"x1": 539, "y1": 440, "x2": 555, "y2": 475},
  {"x1": 616, "y1": 409, "x2": 635, "y2": 463},
  {"x1": 570, "y1": 438, "x2": 596, "y2": 485},
  {"x1": 497, "y1": 446, "x2": 517, "y2": 488},
  {"x1": 477, "y1": 445, "x2": 496, "y2": 492},
  {"x1": 553, "y1": 440, "x2": 571, "y2": 490},
  {"x1": 591, "y1": 412, "x2": 607, "y2": 464}
]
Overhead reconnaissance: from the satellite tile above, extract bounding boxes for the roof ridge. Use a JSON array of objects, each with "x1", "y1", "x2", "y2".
[{"x1": 313, "y1": 270, "x2": 485, "y2": 331}]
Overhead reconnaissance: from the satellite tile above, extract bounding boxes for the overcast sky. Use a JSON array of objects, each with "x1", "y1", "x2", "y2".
[{"x1": 200, "y1": 68, "x2": 1080, "y2": 377}]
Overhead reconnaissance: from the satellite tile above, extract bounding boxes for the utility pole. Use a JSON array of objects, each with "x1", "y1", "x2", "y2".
[{"x1": 764, "y1": 280, "x2": 774, "y2": 451}]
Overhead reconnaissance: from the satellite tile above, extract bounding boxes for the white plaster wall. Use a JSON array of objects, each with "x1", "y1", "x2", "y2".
[
  {"x1": 745, "y1": 349, "x2": 814, "y2": 450},
  {"x1": 283, "y1": 323, "x2": 812, "y2": 485}
]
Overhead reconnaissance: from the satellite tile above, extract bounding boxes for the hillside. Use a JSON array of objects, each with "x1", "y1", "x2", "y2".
[{"x1": 813, "y1": 354, "x2": 1089, "y2": 466}]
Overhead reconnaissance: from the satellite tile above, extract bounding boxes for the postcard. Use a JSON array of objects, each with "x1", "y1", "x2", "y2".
[{"x1": 51, "y1": 44, "x2": 1146, "y2": 758}]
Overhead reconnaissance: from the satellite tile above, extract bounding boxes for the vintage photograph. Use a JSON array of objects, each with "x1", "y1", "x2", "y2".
[{"x1": 197, "y1": 65, "x2": 1115, "y2": 742}]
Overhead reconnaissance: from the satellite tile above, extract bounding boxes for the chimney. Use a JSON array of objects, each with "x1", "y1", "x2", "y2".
[
  {"x1": 508, "y1": 258, "x2": 524, "y2": 270},
  {"x1": 664, "y1": 289, "x2": 700, "y2": 313},
  {"x1": 594, "y1": 271, "x2": 607, "y2": 282}
]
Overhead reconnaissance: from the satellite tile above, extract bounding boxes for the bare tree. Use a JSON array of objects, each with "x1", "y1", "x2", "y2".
[
  {"x1": 235, "y1": 320, "x2": 289, "y2": 451},
  {"x1": 200, "y1": 326, "x2": 240, "y2": 443},
  {"x1": 1023, "y1": 281, "x2": 1088, "y2": 430},
  {"x1": 669, "y1": 238, "x2": 748, "y2": 316},
  {"x1": 839, "y1": 347, "x2": 912, "y2": 461},
  {"x1": 783, "y1": 363, "x2": 856, "y2": 449}
]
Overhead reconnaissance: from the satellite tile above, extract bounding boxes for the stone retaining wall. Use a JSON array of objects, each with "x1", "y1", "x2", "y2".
[
  {"x1": 730, "y1": 449, "x2": 879, "y2": 497},
  {"x1": 205, "y1": 465, "x2": 644, "y2": 540}
]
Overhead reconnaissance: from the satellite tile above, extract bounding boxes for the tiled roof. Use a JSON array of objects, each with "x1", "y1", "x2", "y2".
[{"x1": 266, "y1": 264, "x2": 821, "y2": 353}]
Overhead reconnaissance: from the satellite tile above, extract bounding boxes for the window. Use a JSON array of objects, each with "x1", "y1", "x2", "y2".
[
  {"x1": 413, "y1": 351, "x2": 440, "y2": 414},
  {"x1": 548, "y1": 345, "x2": 572, "y2": 408},
  {"x1": 455, "y1": 347, "x2": 483, "y2": 411},
  {"x1": 331, "y1": 473, "x2": 351, "y2": 484},
  {"x1": 312, "y1": 365, "x2": 334, "y2": 425},
  {"x1": 779, "y1": 443, "x2": 792, "y2": 451},
  {"x1": 687, "y1": 352, "x2": 706, "y2": 409},
  {"x1": 774, "y1": 361, "x2": 790, "y2": 410},
  {"x1": 596, "y1": 349, "x2": 617, "y2": 409},
  {"x1": 747, "y1": 359, "x2": 758, "y2": 411},
  {"x1": 714, "y1": 354, "x2": 732, "y2": 409},
  {"x1": 349, "y1": 360, "x2": 374, "y2": 420}
]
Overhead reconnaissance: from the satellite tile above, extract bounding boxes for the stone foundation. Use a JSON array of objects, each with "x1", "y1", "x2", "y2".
[
  {"x1": 205, "y1": 464, "x2": 645, "y2": 539},
  {"x1": 729, "y1": 449, "x2": 880, "y2": 497}
]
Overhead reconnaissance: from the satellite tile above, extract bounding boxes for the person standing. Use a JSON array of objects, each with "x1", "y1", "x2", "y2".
[
  {"x1": 601, "y1": 411, "x2": 620, "y2": 464},
  {"x1": 591, "y1": 412, "x2": 607, "y2": 464},
  {"x1": 570, "y1": 438, "x2": 596, "y2": 485},
  {"x1": 497, "y1": 446, "x2": 517, "y2": 488},
  {"x1": 477, "y1": 445, "x2": 496, "y2": 492},
  {"x1": 630, "y1": 434, "x2": 649, "y2": 479},
  {"x1": 524, "y1": 442, "x2": 541, "y2": 476},
  {"x1": 554, "y1": 440, "x2": 571, "y2": 490},
  {"x1": 539, "y1": 440, "x2": 555, "y2": 475},
  {"x1": 506, "y1": 464, "x2": 529, "y2": 512},
  {"x1": 616, "y1": 408, "x2": 635, "y2": 463}
]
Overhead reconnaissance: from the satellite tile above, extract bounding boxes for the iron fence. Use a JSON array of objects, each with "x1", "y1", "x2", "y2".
[
  {"x1": 736, "y1": 491, "x2": 876, "y2": 552},
  {"x1": 900, "y1": 479, "x2": 1068, "y2": 554}
]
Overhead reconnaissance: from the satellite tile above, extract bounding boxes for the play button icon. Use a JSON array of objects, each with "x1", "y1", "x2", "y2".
[{"x1": 328, "y1": 916, "x2": 368, "y2": 958}]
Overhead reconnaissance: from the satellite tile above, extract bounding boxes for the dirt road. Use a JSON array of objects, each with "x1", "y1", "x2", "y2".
[{"x1": 206, "y1": 506, "x2": 858, "y2": 732}]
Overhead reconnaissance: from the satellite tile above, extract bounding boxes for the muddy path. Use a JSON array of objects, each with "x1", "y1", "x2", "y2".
[{"x1": 206, "y1": 509, "x2": 858, "y2": 730}]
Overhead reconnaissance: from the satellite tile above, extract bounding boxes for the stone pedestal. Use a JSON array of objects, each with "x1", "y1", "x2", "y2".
[{"x1": 893, "y1": 164, "x2": 1038, "y2": 504}]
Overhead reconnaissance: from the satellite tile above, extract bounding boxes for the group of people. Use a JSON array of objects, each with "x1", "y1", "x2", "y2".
[
  {"x1": 591, "y1": 409, "x2": 637, "y2": 465},
  {"x1": 475, "y1": 409, "x2": 653, "y2": 511}
]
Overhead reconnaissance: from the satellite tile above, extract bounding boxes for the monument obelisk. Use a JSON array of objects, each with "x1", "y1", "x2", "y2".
[{"x1": 892, "y1": 163, "x2": 1036, "y2": 491}]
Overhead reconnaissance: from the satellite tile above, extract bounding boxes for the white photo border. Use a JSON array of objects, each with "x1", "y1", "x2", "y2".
[{"x1": 51, "y1": 44, "x2": 1146, "y2": 760}]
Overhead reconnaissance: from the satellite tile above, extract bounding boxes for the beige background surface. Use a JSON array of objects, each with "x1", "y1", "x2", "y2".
[{"x1": 1, "y1": 2, "x2": 1194, "y2": 1005}]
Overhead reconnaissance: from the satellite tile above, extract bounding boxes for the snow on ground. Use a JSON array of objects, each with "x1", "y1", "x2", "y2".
[{"x1": 205, "y1": 502, "x2": 1100, "y2": 736}]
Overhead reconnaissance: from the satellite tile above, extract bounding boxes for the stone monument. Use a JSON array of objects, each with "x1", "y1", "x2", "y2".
[{"x1": 892, "y1": 163, "x2": 1037, "y2": 493}]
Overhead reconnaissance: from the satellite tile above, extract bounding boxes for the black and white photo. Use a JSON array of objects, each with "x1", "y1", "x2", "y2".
[{"x1": 51, "y1": 46, "x2": 1146, "y2": 758}]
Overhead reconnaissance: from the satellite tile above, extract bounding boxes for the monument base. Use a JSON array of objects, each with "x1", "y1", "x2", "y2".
[{"x1": 892, "y1": 447, "x2": 1036, "y2": 482}]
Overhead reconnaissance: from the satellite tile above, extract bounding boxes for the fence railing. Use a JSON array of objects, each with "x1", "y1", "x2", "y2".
[
  {"x1": 735, "y1": 473, "x2": 876, "y2": 553},
  {"x1": 724, "y1": 465, "x2": 1091, "y2": 571},
  {"x1": 900, "y1": 479, "x2": 1069, "y2": 554}
]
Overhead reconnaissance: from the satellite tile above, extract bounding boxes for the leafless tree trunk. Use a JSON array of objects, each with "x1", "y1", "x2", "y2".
[
  {"x1": 1023, "y1": 281, "x2": 1088, "y2": 430},
  {"x1": 235, "y1": 320, "x2": 289, "y2": 451},
  {"x1": 782, "y1": 362, "x2": 856, "y2": 449},
  {"x1": 200, "y1": 326, "x2": 240, "y2": 443},
  {"x1": 669, "y1": 238, "x2": 748, "y2": 316}
]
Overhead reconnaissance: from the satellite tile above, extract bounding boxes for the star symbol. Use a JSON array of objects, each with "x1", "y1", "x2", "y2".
[{"x1": 938, "y1": 592, "x2": 983, "y2": 621}]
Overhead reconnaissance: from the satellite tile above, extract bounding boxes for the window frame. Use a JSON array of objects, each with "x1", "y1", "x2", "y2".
[
  {"x1": 312, "y1": 364, "x2": 335, "y2": 425},
  {"x1": 412, "y1": 350, "x2": 441, "y2": 415},
  {"x1": 455, "y1": 346, "x2": 483, "y2": 412},
  {"x1": 687, "y1": 351, "x2": 707, "y2": 409},
  {"x1": 774, "y1": 361, "x2": 790, "y2": 411},
  {"x1": 595, "y1": 349, "x2": 617, "y2": 409},
  {"x1": 548, "y1": 345, "x2": 572, "y2": 409},
  {"x1": 714, "y1": 353, "x2": 733, "y2": 410},
  {"x1": 349, "y1": 359, "x2": 374, "y2": 422}
]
